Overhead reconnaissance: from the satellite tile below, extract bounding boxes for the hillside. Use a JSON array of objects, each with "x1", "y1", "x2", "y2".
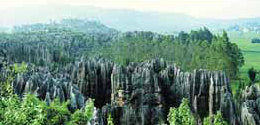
[{"x1": 1, "y1": 5, "x2": 260, "y2": 33}]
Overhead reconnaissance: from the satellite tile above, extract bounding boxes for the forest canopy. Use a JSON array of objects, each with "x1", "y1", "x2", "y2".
[
  {"x1": 0, "y1": 20, "x2": 244, "y2": 78},
  {"x1": 0, "y1": 19, "x2": 250, "y2": 125},
  {"x1": 96, "y1": 28, "x2": 244, "y2": 78}
]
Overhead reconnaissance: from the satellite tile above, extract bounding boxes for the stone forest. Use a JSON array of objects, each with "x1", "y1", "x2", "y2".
[{"x1": 0, "y1": 19, "x2": 259, "y2": 125}]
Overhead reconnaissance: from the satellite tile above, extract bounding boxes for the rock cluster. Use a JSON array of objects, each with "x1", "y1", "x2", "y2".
[
  {"x1": 71, "y1": 58, "x2": 114, "y2": 108},
  {"x1": 241, "y1": 84, "x2": 260, "y2": 125},
  {"x1": 12, "y1": 58, "x2": 240, "y2": 125},
  {"x1": 106, "y1": 59, "x2": 238, "y2": 125},
  {"x1": 0, "y1": 49, "x2": 7, "y2": 81},
  {"x1": 12, "y1": 67, "x2": 85, "y2": 110}
]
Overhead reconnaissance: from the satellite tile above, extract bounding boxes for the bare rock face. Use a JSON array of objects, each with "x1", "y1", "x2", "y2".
[
  {"x1": 241, "y1": 84, "x2": 260, "y2": 125},
  {"x1": 71, "y1": 58, "x2": 114, "y2": 108},
  {"x1": 12, "y1": 67, "x2": 85, "y2": 110},
  {"x1": 109, "y1": 59, "x2": 166, "y2": 125},
  {"x1": 0, "y1": 49, "x2": 7, "y2": 71},
  {"x1": 0, "y1": 49, "x2": 8, "y2": 82},
  {"x1": 105, "y1": 59, "x2": 239, "y2": 125},
  {"x1": 12, "y1": 58, "x2": 239, "y2": 125}
]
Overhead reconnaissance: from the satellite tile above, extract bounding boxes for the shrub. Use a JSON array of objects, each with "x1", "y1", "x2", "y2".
[
  {"x1": 46, "y1": 99, "x2": 71, "y2": 125},
  {"x1": 0, "y1": 63, "x2": 96, "y2": 125},
  {"x1": 107, "y1": 114, "x2": 114, "y2": 125},
  {"x1": 203, "y1": 111, "x2": 228, "y2": 125},
  {"x1": 68, "y1": 98, "x2": 95, "y2": 125},
  {"x1": 0, "y1": 94, "x2": 46, "y2": 125},
  {"x1": 167, "y1": 98, "x2": 195, "y2": 125},
  {"x1": 248, "y1": 67, "x2": 257, "y2": 83}
]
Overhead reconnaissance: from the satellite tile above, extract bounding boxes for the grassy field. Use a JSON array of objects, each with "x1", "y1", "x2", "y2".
[
  {"x1": 228, "y1": 31, "x2": 260, "y2": 94},
  {"x1": 229, "y1": 31, "x2": 260, "y2": 72},
  {"x1": 229, "y1": 32, "x2": 260, "y2": 51}
]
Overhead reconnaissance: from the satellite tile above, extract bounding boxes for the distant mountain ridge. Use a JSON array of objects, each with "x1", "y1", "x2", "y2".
[
  {"x1": 13, "y1": 19, "x2": 118, "y2": 35},
  {"x1": 0, "y1": 4, "x2": 260, "y2": 33}
]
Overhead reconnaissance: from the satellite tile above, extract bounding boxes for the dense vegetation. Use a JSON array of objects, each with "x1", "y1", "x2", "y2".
[
  {"x1": 0, "y1": 63, "x2": 96, "y2": 125},
  {"x1": 167, "y1": 98, "x2": 195, "y2": 125},
  {"x1": 167, "y1": 98, "x2": 227, "y2": 125},
  {"x1": 0, "y1": 22, "x2": 244, "y2": 79},
  {"x1": 228, "y1": 32, "x2": 260, "y2": 97},
  {"x1": 0, "y1": 20, "x2": 117, "y2": 67},
  {"x1": 203, "y1": 112, "x2": 228, "y2": 125},
  {"x1": 251, "y1": 38, "x2": 260, "y2": 43},
  {"x1": 0, "y1": 94, "x2": 95, "y2": 125},
  {"x1": 0, "y1": 19, "x2": 254, "y2": 125},
  {"x1": 96, "y1": 28, "x2": 244, "y2": 78},
  {"x1": 248, "y1": 67, "x2": 257, "y2": 83}
]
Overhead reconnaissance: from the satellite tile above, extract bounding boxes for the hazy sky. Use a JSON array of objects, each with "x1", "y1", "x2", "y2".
[{"x1": 0, "y1": 0, "x2": 260, "y2": 19}]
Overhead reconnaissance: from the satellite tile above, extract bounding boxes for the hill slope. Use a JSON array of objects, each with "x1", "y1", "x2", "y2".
[{"x1": 1, "y1": 5, "x2": 260, "y2": 33}]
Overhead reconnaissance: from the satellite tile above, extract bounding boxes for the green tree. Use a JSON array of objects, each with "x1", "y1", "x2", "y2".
[
  {"x1": 203, "y1": 111, "x2": 228, "y2": 125},
  {"x1": 19, "y1": 94, "x2": 47, "y2": 125},
  {"x1": 46, "y1": 99, "x2": 71, "y2": 125},
  {"x1": 1, "y1": 62, "x2": 27, "y2": 97},
  {"x1": 0, "y1": 94, "x2": 46, "y2": 125},
  {"x1": 107, "y1": 114, "x2": 114, "y2": 125},
  {"x1": 13, "y1": 62, "x2": 27, "y2": 74},
  {"x1": 167, "y1": 98, "x2": 195, "y2": 125},
  {"x1": 68, "y1": 98, "x2": 95, "y2": 125},
  {"x1": 1, "y1": 95, "x2": 95, "y2": 125},
  {"x1": 248, "y1": 67, "x2": 257, "y2": 83},
  {"x1": 84, "y1": 98, "x2": 95, "y2": 121}
]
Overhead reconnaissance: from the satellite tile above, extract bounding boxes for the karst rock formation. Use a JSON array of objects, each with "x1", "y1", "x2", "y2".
[
  {"x1": 240, "y1": 84, "x2": 260, "y2": 125},
  {"x1": 10, "y1": 58, "x2": 242, "y2": 125}
]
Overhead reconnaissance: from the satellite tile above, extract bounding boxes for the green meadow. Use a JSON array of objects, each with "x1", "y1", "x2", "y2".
[
  {"x1": 229, "y1": 31, "x2": 260, "y2": 93},
  {"x1": 229, "y1": 31, "x2": 260, "y2": 72}
]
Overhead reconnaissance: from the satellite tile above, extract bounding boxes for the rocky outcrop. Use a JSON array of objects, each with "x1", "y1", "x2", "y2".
[
  {"x1": 68, "y1": 58, "x2": 239, "y2": 124},
  {"x1": 241, "y1": 84, "x2": 260, "y2": 125},
  {"x1": 12, "y1": 67, "x2": 85, "y2": 110},
  {"x1": 107, "y1": 59, "x2": 239, "y2": 125},
  {"x1": 12, "y1": 58, "x2": 239, "y2": 125},
  {"x1": 0, "y1": 49, "x2": 7, "y2": 81},
  {"x1": 71, "y1": 58, "x2": 114, "y2": 108}
]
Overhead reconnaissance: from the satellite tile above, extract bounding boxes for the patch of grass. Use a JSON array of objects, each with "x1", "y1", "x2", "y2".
[
  {"x1": 241, "y1": 51, "x2": 260, "y2": 73},
  {"x1": 229, "y1": 31, "x2": 260, "y2": 51},
  {"x1": 228, "y1": 31, "x2": 260, "y2": 93},
  {"x1": 229, "y1": 32, "x2": 260, "y2": 73}
]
